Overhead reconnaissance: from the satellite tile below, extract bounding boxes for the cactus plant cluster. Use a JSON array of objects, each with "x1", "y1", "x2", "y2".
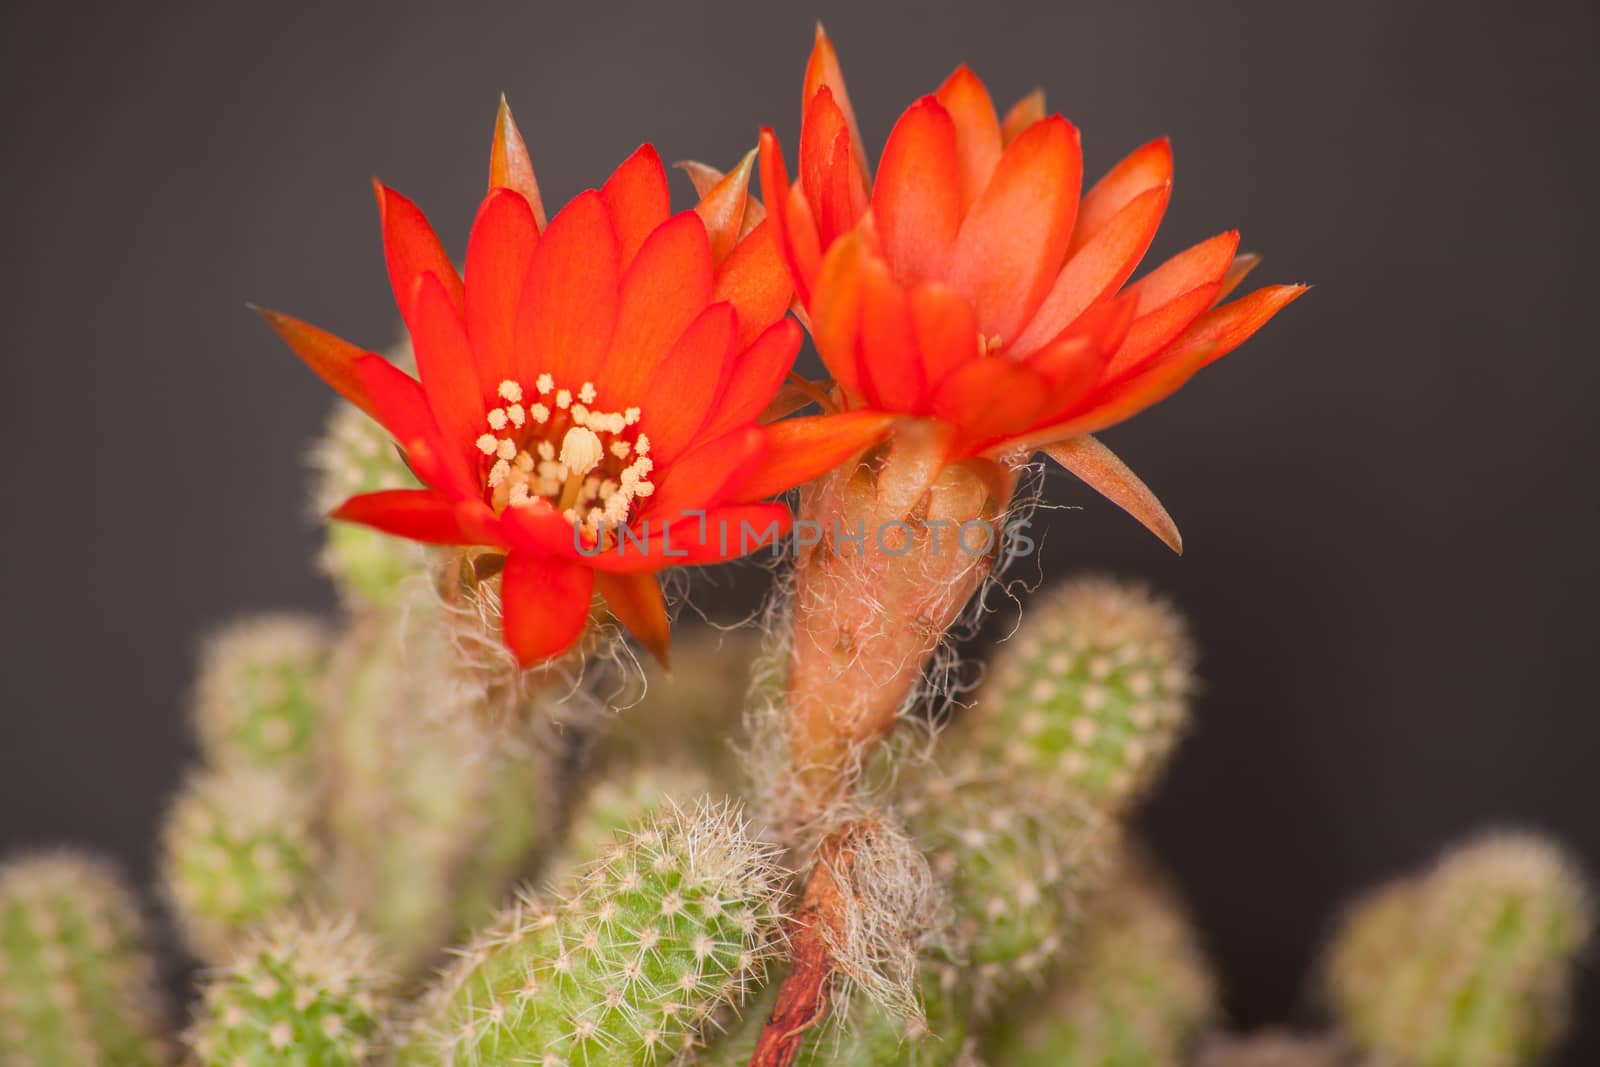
[
  {"x1": 1, "y1": 393, "x2": 1593, "y2": 1065},
  {"x1": 2, "y1": 30, "x2": 1591, "y2": 1067}
]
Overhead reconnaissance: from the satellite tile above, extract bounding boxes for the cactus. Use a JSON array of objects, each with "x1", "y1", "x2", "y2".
[
  {"x1": 160, "y1": 767, "x2": 321, "y2": 962},
  {"x1": 186, "y1": 915, "x2": 390, "y2": 1067},
  {"x1": 555, "y1": 762, "x2": 720, "y2": 877},
  {"x1": 308, "y1": 386, "x2": 433, "y2": 609},
  {"x1": 955, "y1": 576, "x2": 1195, "y2": 812},
  {"x1": 397, "y1": 800, "x2": 785, "y2": 1067},
  {"x1": 192, "y1": 614, "x2": 328, "y2": 774},
  {"x1": 979, "y1": 853, "x2": 1216, "y2": 1066},
  {"x1": 319, "y1": 594, "x2": 554, "y2": 975},
  {"x1": 1325, "y1": 830, "x2": 1593, "y2": 1067},
  {"x1": 899, "y1": 577, "x2": 1196, "y2": 997},
  {"x1": 0, "y1": 851, "x2": 174, "y2": 1067}
]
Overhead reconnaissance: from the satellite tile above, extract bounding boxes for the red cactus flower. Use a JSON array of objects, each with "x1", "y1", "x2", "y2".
[
  {"x1": 760, "y1": 26, "x2": 1306, "y2": 549},
  {"x1": 257, "y1": 100, "x2": 890, "y2": 667}
]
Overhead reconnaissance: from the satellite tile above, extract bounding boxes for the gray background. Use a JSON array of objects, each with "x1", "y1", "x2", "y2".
[{"x1": 2, "y1": 0, "x2": 1596, "y2": 1056}]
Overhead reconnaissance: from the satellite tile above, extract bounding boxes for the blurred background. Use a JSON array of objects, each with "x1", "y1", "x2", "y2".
[{"x1": 1, "y1": 0, "x2": 1596, "y2": 1057}]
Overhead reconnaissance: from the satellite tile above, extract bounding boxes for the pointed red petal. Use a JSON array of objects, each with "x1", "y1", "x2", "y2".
[
  {"x1": 374, "y1": 181, "x2": 463, "y2": 329},
  {"x1": 712, "y1": 219, "x2": 795, "y2": 347},
  {"x1": 639, "y1": 302, "x2": 740, "y2": 463},
  {"x1": 464, "y1": 188, "x2": 540, "y2": 395},
  {"x1": 908, "y1": 283, "x2": 980, "y2": 391},
  {"x1": 803, "y1": 23, "x2": 868, "y2": 178},
  {"x1": 1011, "y1": 183, "x2": 1171, "y2": 356},
  {"x1": 595, "y1": 571, "x2": 671, "y2": 667},
  {"x1": 802, "y1": 90, "x2": 869, "y2": 243},
  {"x1": 758, "y1": 128, "x2": 812, "y2": 302},
  {"x1": 352, "y1": 354, "x2": 436, "y2": 449},
  {"x1": 1126, "y1": 231, "x2": 1239, "y2": 313},
  {"x1": 690, "y1": 148, "x2": 757, "y2": 264},
  {"x1": 490, "y1": 96, "x2": 547, "y2": 228},
  {"x1": 807, "y1": 232, "x2": 868, "y2": 400},
  {"x1": 1000, "y1": 90, "x2": 1046, "y2": 146},
  {"x1": 857, "y1": 255, "x2": 925, "y2": 411},
  {"x1": 645, "y1": 425, "x2": 766, "y2": 520},
  {"x1": 501, "y1": 552, "x2": 594, "y2": 666},
  {"x1": 601, "y1": 145, "x2": 673, "y2": 270},
  {"x1": 932, "y1": 359, "x2": 1050, "y2": 457},
  {"x1": 700, "y1": 318, "x2": 803, "y2": 441},
  {"x1": 331, "y1": 488, "x2": 475, "y2": 545},
  {"x1": 1146, "y1": 284, "x2": 1309, "y2": 376},
  {"x1": 409, "y1": 272, "x2": 485, "y2": 472},
  {"x1": 934, "y1": 66, "x2": 1002, "y2": 210},
  {"x1": 873, "y1": 97, "x2": 962, "y2": 284},
  {"x1": 1217, "y1": 253, "x2": 1261, "y2": 302},
  {"x1": 1104, "y1": 282, "x2": 1221, "y2": 379},
  {"x1": 1043, "y1": 436, "x2": 1181, "y2": 552},
  {"x1": 602, "y1": 212, "x2": 715, "y2": 405},
  {"x1": 514, "y1": 190, "x2": 619, "y2": 388},
  {"x1": 1067, "y1": 138, "x2": 1172, "y2": 259},
  {"x1": 252, "y1": 307, "x2": 382, "y2": 422},
  {"x1": 946, "y1": 116, "x2": 1082, "y2": 343},
  {"x1": 733, "y1": 411, "x2": 897, "y2": 501}
]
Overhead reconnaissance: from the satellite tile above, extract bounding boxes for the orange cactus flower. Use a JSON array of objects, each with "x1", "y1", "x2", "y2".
[
  {"x1": 257, "y1": 100, "x2": 888, "y2": 668},
  {"x1": 760, "y1": 26, "x2": 1306, "y2": 549}
]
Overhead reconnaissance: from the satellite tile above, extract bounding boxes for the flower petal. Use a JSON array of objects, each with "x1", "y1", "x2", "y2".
[
  {"x1": 1104, "y1": 282, "x2": 1221, "y2": 379},
  {"x1": 1042, "y1": 436, "x2": 1181, "y2": 553},
  {"x1": 1217, "y1": 253, "x2": 1261, "y2": 302},
  {"x1": 374, "y1": 181, "x2": 463, "y2": 328},
  {"x1": 1067, "y1": 137, "x2": 1172, "y2": 259},
  {"x1": 500, "y1": 551, "x2": 595, "y2": 666},
  {"x1": 601, "y1": 144, "x2": 672, "y2": 270},
  {"x1": 252, "y1": 307, "x2": 383, "y2": 423},
  {"x1": 857, "y1": 254, "x2": 925, "y2": 411},
  {"x1": 1000, "y1": 89, "x2": 1045, "y2": 146},
  {"x1": 465, "y1": 188, "x2": 540, "y2": 395},
  {"x1": 644, "y1": 424, "x2": 766, "y2": 521},
  {"x1": 490, "y1": 96, "x2": 547, "y2": 228},
  {"x1": 946, "y1": 116, "x2": 1082, "y2": 343},
  {"x1": 595, "y1": 571, "x2": 671, "y2": 667},
  {"x1": 908, "y1": 283, "x2": 980, "y2": 391},
  {"x1": 689, "y1": 147, "x2": 756, "y2": 264},
  {"x1": 352, "y1": 353, "x2": 477, "y2": 499},
  {"x1": 934, "y1": 66, "x2": 1002, "y2": 210},
  {"x1": 873, "y1": 97, "x2": 962, "y2": 284},
  {"x1": 712, "y1": 219, "x2": 795, "y2": 347},
  {"x1": 601, "y1": 211, "x2": 715, "y2": 405},
  {"x1": 514, "y1": 190, "x2": 619, "y2": 388},
  {"x1": 803, "y1": 23, "x2": 869, "y2": 178},
  {"x1": 409, "y1": 271, "x2": 486, "y2": 473},
  {"x1": 807, "y1": 232, "x2": 868, "y2": 400},
  {"x1": 802, "y1": 88, "x2": 869, "y2": 243},
  {"x1": 732, "y1": 410, "x2": 897, "y2": 501},
  {"x1": 331, "y1": 488, "x2": 474, "y2": 545},
  {"x1": 1125, "y1": 231, "x2": 1239, "y2": 313},
  {"x1": 932, "y1": 357, "x2": 1050, "y2": 457},
  {"x1": 638, "y1": 302, "x2": 740, "y2": 463},
  {"x1": 1010, "y1": 183, "x2": 1171, "y2": 356},
  {"x1": 699, "y1": 318, "x2": 803, "y2": 441}
]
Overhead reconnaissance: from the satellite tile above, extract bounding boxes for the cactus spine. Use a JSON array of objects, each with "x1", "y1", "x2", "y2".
[
  {"x1": 1325, "y1": 831, "x2": 1593, "y2": 1067},
  {"x1": 186, "y1": 915, "x2": 390, "y2": 1067},
  {"x1": 398, "y1": 800, "x2": 785, "y2": 1067},
  {"x1": 160, "y1": 767, "x2": 321, "y2": 962},
  {"x1": 0, "y1": 852, "x2": 173, "y2": 1067}
]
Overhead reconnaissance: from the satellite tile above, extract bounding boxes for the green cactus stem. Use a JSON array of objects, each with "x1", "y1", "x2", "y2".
[
  {"x1": 160, "y1": 767, "x2": 320, "y2": 962},
  {"x1": 1325, "y1": 830, "x2": 1593, "y2": 1067},
  {"x1": 192, "y1": 614, "x2": 328, "y2": 774},
  {"x1": 186, "y1": 915, "x2": 390, "y2": 1067},
  {"x1": 0, "y1": 851, "x2": 174, "y2": 1067},
  {"x1": 397, "y1": 800, "x2": 785, "y2": 1067}
]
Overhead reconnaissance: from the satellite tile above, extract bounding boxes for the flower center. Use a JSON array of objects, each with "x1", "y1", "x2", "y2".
[{"x1": 474, "y1": 377, "x2": 654, "y2": 536}]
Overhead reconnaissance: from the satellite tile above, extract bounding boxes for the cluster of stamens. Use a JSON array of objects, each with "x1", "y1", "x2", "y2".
[{"x1": 473, "y1": 377, "x2": 654, "y2": 538}]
